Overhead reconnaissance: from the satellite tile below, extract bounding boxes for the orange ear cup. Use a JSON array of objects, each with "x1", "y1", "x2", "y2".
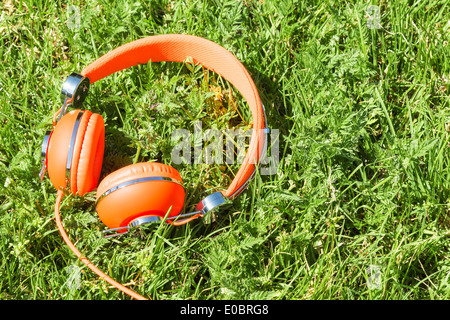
[
  {"x1": 95, "y1": 162, "x2": 185, "y2": 230},
  {"x1": 47, "y1": 109, "x2": 81, "y2": 191},
  {"x1": 47, "y1": 109, "x2": 105, "y2": 195}
]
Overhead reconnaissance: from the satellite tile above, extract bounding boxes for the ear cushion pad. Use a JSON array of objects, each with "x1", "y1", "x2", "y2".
[
  {"x1": 69, "y1": 111, "x2": 105, "y2": 195},
  {"x1": 95, "y1": 162, "x2": 185, "y2": 229}
]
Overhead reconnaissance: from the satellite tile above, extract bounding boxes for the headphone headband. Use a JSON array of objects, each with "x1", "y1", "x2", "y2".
[
  {"x1": 77, "y1": 34, "x2": 267, "y2": 200},
  {"x1": 45, "y1": 34, "x2": 270, "y2": 300}
]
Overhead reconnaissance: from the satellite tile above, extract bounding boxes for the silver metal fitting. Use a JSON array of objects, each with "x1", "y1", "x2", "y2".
[
  {"x1": 39, "y1": 131, "x2": 52, "y2": 181},
  {"x1": 129, "y1": 215, "x2": 163, "y2": 228},
  {"x1": 196, "y1": 191, "x2": 232, "y2": 224},
  {"x1": 61, "y1": 73, "x2": 90, "y2": 107},
  {"x1": 102, "y1": 216, "x2": 163, "y2": 238}
]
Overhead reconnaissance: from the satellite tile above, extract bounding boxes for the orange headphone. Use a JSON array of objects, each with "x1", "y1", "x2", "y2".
[{"x1": 40, "y1": 34, "x2": 268, "y2": 300}]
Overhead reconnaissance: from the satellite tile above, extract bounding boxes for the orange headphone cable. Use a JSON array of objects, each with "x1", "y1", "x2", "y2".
[{"x1": 54, "y1": 190, "x2": 149, "y2": 300}]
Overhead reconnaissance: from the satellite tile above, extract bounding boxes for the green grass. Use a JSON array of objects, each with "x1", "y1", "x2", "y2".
[{"x1": 0, "y1": 0, "x2": 449, "y2": 300}]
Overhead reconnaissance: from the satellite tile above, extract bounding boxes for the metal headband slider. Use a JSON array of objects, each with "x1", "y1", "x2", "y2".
[
  {"x1": 196, "y1": 191, "x2": 232, "y2": 224},
  {"x1": 61, "y1": 73, "x2": 90, "y2": 107},
  {"x1": 57, "y1": 73, "x2": 90, "y2": 123}
]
